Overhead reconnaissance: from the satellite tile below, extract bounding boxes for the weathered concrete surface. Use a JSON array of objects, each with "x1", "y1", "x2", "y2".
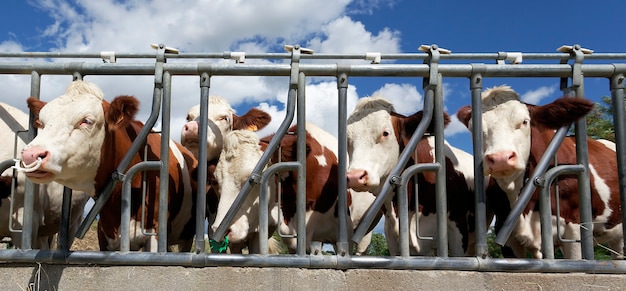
[{"x1": 1, "y1": 264, "x2": 624, "y2": 290}]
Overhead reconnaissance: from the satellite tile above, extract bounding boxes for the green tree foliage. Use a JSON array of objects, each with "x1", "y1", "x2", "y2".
[
  {"x1": 366, "y1": 233, "x2": 390, "y2": 256},
  {"x1": 585, "y1": 96, "x2": 620, "y2": 141}
]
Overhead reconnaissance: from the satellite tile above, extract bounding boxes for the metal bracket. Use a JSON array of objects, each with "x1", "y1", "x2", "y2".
[
  {"x1": 365, "y1": 52, "x2": 381, "y2": 64},
  {"x1": 419, "y1": 44, "x2": 450, "y2": 90},
  {"x1": 150, "y1": 43, "x2": 180, "y2": 54},
  {"x1": 389, "y1": 175, "x2": 402, "y2": 186},
  {"x1": 100, "y1": 51, "x2": 116, "y2": 63},
  {"x1": 229, "y1": 52, "x2": 246, "y2": 63},
  {"x1": 558, "y1": 44, "x2": 592, "y2": 93},
  {"x1": 496, "y1": 52, "x2": 523, "y2": 64}
]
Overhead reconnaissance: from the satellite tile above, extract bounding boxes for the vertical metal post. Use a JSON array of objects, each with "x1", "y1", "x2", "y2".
[
  {"x1": 567, "y1": 45, "x2": 594, "y2": 259},
  {"x1": 158, "y1": 70, "x2": 171, "y2": 252},
  {"x1": 610, "y1": 72, "x2": 626, "y2": 256},
  {"x1": 195, "y1": 71, "x2": 211, "y2": 253},
  {"x1": 296, "y1": 70, "x2": 307, "y2": 256},
  {"x1": 57, "y1": 187, "x2": 73, "y2": 252},
  {"x1": 470, "y1": 66, "x2": 489, "y2": 258},
  {"x1": 336, "y1": 71, "x2": 350, "y2": 256},
  {"x1": 22, "y1": 71, "x2": 42, "y2": 249},
  {"x1": 422, "y1": 44, "x2": 448, "y2": 258}
]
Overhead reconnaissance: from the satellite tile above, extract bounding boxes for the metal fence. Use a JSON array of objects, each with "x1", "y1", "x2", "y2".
[{"x1": 0, "y1": 44, "x2": 625, "y2": 273}]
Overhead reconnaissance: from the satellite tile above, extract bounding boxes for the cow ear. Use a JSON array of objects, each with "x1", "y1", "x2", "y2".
[
  {"x1": 529, "y1": 97, "x2": 594, "y2": 129},
  {"x1": 232, "y1": 108, "x2": 272, "y2": 131},
  {"x1": 403, "y1": 109, "x2": 450, "y2": 134},
  {"x1": 106, "y1": 95, "x2": 139, "y2": 130},
  {"x1": 456, "y1": 105, "x2": 472, "y2": 128},
  {"x1": 26, "y1": 97, "x2": 46, "y2": 128}
]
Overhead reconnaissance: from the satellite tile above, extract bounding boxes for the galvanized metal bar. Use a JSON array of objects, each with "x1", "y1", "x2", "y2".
[
  {"x1": 422, "y1": 44, "x2": 449, "y2": 258},
  {"x1": 1, "y1": 249, "x2": 626, "y2": 273},
  {"x1": 537, "y1": 165, "x2": 586, "y2": 259},
  {"x1": 434, "y1": 73, "x2": 448, "y2": 258},
  {"x1": 158, "y1": 70, "x2": 172, "y2": 252},
  {"x1": 470, "y1": 66, "x2": 489, "y2": 258},
  {"x1": 494, "y1": 125, "x2": 571, "y2": 246},
  {"x1": 21, "y1": 71, "x2": 42, "y2": 249},
  {"x1": 610, "y1": 71, "x2": 626, "y2": 257},
  {"x1": 564, "y1": 45, "x2": 594, "y2": 259},
  {"x1": 1, "y1": 62, "x2": 626, "y2": 78},
  {"x1": 56, "y1": 186, "x2": 73, "y2": 252},
  {"x1": 194, "y1": 72, "x2": 211, "y2": 253},
  {"x1": 259, "y1": 162, "x2": 299, "y2": 255},
  {"x1": 398, "y1": 163, "x2": 440, "y2": 257},
  {"x1": 336, "y1": 71, "x2": 350, "y2": 256},
  {"x1": 2, "y1": 51, "x2": 625, "y2": 62},
  {"x1": 294, "y1": 53, "x2": 308, "y2": 256},
  {"x1": 121, "y1": 161, "x2": 162, "y2": 252}
]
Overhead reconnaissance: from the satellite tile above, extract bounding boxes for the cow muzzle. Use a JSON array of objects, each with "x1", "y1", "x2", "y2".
[{"x1": 347, "y1": 169, "x2": 371, "y2": 192}]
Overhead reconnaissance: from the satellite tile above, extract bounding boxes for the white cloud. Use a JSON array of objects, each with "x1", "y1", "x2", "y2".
[
  {"x1": 371, "y1": 83, "x2": 422, "y2": 115},
  {"x1": 1, "y1": 0, "x2": 405, "y2": 144},
  {"x1": 520, "y1": 85, "x2": 558, "y2": 104},
  {"x1": 307, "y1": 16, "x2": 401, "y2": 55},
  {"x1": 445, "y1": 114, "x2": 470, "y2": 137}
]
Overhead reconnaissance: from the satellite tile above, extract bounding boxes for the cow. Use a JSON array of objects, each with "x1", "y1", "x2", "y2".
[
  {"x1": 1, "y1": 101, "x2": 89, "y2": 250},
  {"x1": 19, "y1": 80, "x2": 198, "y2": 252},
  {"x1": 180, "y1": 98, "x2": 272, "y2": 253},
  {"x1": 456, "y1": 85, "x2": 623, "y2": 259},
  {"x1": 346, "y1": 95, "x2": 495, "y2": 256},
  {"x1": 211, "y1": 123, "x2": 377, "y2": 255},
  {"x1": 210, "y1": 129, "x2": 281, "y2": 253}
]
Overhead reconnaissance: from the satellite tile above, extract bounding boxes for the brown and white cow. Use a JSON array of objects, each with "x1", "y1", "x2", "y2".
[
  {"x1": 180, "y1": 98, "x2": 272, "y2": 253},
  {"x1": 19, "y1": 80, "x2": 198, "y2": 252},
  {"x1": 211, "y1": 123, "x2": 377, "y2": 254},
  {"x1": 1, "y1": 101, "x2": 89, "y2": 250},
  {"x1": 456, "y1": 85, "x2": 623, "y2": 259},
  {"x1": 346, "y1": 95, "x2": 494, "y2": 256}
]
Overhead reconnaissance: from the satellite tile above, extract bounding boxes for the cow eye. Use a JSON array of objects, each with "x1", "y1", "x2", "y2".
[
  {"x1": 79, "y1": 118, "x2": 94, "y2": 128},
  {"x1": 382, "y1": 131, "x2": 390, "y2": 137},
  {"x1": 519, "y1": 119, "x2": 530, "y2": 128},
  {"x1": 186, "y1": 114, "x2": 193, "y2": 122}
]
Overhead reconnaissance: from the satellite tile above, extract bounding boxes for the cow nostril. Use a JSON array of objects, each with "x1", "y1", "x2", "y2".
[
  {"x1": 39, "y1": 151, "x2": 49, "y2": 160},
  {"x1": 508, "y1": 152, "x2": 516, "y2": 161}
]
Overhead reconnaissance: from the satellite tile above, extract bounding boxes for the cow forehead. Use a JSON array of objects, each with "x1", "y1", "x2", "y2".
[
  {"x1": 348, "y1": 109, "x2": 393, "y2": 134},
  {"x1": 482, "y1": 100, "x2": 529, "y2": 128},
  {"x1": 40, "y1": 93, "x2": 104, "y2": 122}
]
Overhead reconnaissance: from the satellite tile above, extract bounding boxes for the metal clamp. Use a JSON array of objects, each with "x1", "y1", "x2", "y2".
[
  {"x1": 419, "y1": 44, "x2": 450, "y2": 90},
  {"x1": 496, "y1": 52, "x2": 523, "y2": 64},
  {"x1": 365, "y1": 52, "x2": 381, "y2": 64},
  {"x1": 558, "y1": 44, "x2": 593, "y2": 93}
]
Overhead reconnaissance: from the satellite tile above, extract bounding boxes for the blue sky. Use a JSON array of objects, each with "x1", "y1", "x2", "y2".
[{"x1": 1, "y1": 0, "x2": 623, "y2": 154}]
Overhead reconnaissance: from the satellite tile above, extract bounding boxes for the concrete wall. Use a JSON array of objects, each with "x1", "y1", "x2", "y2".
[{"x1": 1, "y1": 264, "x2": 625, "y2": 290}]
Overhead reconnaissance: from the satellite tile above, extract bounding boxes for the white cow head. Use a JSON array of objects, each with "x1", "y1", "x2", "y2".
[
  {"x1": 456, "y1": 85, "x2": 594, "y2": 189},
  {"x1": 20, "y1": 80, "x2": 140, "y2": 195},
  {"x1": 346, "y1": 95, "x2": 449, "y2": 195},
  {"x1": 20, "y1": 81, "x2": 110, "y2": 194},
  {"x1": 346, "y1": 96, "x2": 400, "y2": 193},
  {"x1": 180, "y1": 96, "x2": 271, "y2": 162}
]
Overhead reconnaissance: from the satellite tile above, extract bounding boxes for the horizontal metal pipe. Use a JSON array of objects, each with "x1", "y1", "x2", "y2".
[
  {"x1": 2, "y1": 51, "x2": 626, "y2": 62},
  {"x1": 1, "y1": 250, "x2": 625, "y2": 273},
  {"x1": 0, "y1": 63, "x2": 624, "y2": 78}
]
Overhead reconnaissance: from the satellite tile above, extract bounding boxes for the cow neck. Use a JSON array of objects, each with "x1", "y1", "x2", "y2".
[{"x1": 93, "y1": 120, "x2": 145, "y2": 199}]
